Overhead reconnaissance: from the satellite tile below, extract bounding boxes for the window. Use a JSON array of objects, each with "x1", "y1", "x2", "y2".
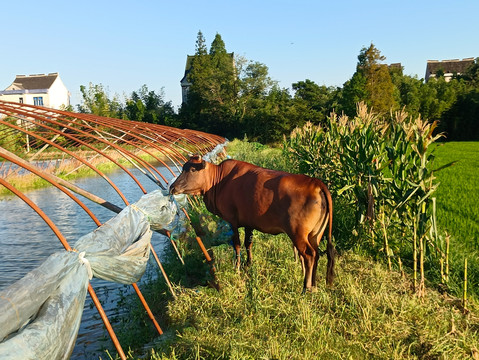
[
  {"x1": 19, "y1": 97, "x2": 23, "y2": 104},
  {"x1": 33, "y1": 97, "x2": 44, "y2": 106}
]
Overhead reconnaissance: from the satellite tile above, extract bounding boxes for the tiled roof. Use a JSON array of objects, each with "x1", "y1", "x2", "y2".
[
  {"x1": 426, "y1": 58, "x2": 475, "y2": 75},
  {"x1": 7, "y1": 73, "x2": 59, "y2": 90}
]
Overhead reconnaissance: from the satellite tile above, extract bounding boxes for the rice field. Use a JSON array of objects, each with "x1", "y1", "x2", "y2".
[{"x1": 432, "y1": 142, "x2": 479, "y2": 251}]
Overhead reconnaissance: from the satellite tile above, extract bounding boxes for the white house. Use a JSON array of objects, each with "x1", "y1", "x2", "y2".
[{"x1": 0, "y1": 73, "x2": 70, "y2": 109}]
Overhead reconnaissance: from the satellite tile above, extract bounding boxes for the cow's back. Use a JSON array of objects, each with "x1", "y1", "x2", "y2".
[{"x1": 204, "y1": 160, "x2": 327, "y2": 237}]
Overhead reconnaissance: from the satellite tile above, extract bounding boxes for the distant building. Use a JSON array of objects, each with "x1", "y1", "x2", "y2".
[
  {"x1": 180, "y1": 55, "x2": 195, "y2": 104},
  {"x1": 425, "y1": 58, "x2": 475, "y2": 82},
  {"x1": 388, "y1": 63, "x2": 403, "y2": 72},
  {"x1": 0, "y1": 73, "x2": 70, "y2": 109},
  {"x1": 180, "y1": 53, "x2": 235, "y2": 104}
]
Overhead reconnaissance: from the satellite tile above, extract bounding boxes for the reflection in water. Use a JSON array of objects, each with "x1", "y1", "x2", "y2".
[{"x1": 0, "y1": 166, "x2": 176, "y2": 359}]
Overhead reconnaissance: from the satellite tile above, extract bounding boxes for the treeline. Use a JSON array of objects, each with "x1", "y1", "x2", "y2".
[{"x1": 77, "y1": 31, "x2": 479, "y2": 143}]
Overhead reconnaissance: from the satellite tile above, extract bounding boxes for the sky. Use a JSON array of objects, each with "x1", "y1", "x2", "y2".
[{"x1": 1, "y1": 0, "x2": 478, "y2": 110}]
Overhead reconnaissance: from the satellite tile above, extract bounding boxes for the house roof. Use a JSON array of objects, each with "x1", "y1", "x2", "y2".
[
  {"x1": 7, "y1": 73, "x2": 59, "y2": 91},
  {"x1": 388, "y1": 63, "x2": 402, "y2": 70},
  {"x1": 180, "y1": 55, "x2": 195, "y2": 84},
  {"x1": 426, "y1": 58, "x2": 475, "y2": 76}
]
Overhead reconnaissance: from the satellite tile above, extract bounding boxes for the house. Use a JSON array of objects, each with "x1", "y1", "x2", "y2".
[
  {"x1": 425, "y1": 58, "x2": 475, "y2": 82},
  {"x1": 0, "y1": 73, "x2": 70, "y2": 109},
  {"x1": 180, "y1": 53, "x2": 235, "y2": 104},
  {"x1": 180, "y1": 55, "x2": 195, "y2": 104},
  {"x1": 388, "y1": 63, "x2": 403, "y2": 71}
]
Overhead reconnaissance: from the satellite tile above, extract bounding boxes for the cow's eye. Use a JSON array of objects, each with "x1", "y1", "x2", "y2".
[{"x1": 190, "y1": 168, "x2": 196, "y2": 172}]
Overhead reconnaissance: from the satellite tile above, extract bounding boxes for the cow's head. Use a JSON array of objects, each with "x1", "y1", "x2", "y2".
[{"x1": 169, "y1": 155, "x2": 210, "y2": 195}]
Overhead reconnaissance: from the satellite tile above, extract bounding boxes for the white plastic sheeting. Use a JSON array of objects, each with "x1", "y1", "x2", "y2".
[
  {"x1": 0, "y1": 190, "x2": 183, "y2": 359},
  {"x1": 202, "y1": 141, "x2": 228, "y2": 164}
]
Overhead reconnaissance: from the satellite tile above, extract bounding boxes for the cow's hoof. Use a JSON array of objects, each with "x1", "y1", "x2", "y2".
[{"x1": 302, "y1": 286, "x2": 318, "y2": 294}]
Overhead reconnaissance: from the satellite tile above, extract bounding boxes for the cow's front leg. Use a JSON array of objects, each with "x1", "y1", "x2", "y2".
[
  {"x1": 245, "y1": 227, "x2": 254, "y2": 266},
  {"x1": 231, "y1": 227, "x2": 241, "y2": 272}
]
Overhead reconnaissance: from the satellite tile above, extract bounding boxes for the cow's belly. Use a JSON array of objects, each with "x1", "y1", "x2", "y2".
[{"x1": 236, "y1": 206, "x2": 289, "y2": 235}]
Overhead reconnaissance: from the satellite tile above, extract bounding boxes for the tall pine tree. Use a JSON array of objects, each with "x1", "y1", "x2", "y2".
[
  {"x1": 180, "y1": 31, "x2": 237, "y2": 137},
  {"x1": 341, "y1": 43, "x2": 397, "y2": 115}
]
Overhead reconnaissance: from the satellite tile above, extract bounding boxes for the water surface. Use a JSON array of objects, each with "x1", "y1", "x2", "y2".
[{"x1": 0, "y1": 166, "x2": 176, "y2": 359}]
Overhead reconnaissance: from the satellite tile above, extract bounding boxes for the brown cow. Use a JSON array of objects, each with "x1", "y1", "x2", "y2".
[{"x1": 169, "y1": 155, "x2": 335, "y2": 291}]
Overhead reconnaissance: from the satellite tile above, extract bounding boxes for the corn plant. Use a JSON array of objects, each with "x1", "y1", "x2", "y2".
[{"x1": 284, "y1": 103, "x2": 444, "y2": 294}]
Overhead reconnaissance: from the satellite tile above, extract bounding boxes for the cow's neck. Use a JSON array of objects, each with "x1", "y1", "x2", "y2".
[{"x1": 203, "y1": 162, "x2": 228, "y2": 217}]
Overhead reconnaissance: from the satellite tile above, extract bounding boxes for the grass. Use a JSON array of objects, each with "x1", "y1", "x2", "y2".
[
  {"x1": 105, "y1": 139, "x2": 479, "y2": 360},
  {"x1": 431, "y1": 142, "x2": 479, "y2": 298},
  {"x1": 432, "y1": 142, "x2": 479, "y2": 250},
  {"x1": 144, "y1": 233, "x2": 479, "y2": 359}
]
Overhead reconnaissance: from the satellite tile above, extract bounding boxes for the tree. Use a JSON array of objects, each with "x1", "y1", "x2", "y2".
[
  {"x1": 341, "y1": 44, "x2": 397, "y2": 116},
  {"x1": 180, "y1": 31, "x2": 238, "y2": 137},
  {"x1": 419, "y1": 77, "x2": 467, "y2": 123},
  {"x1": 441, "y1": 90, "x2": 479, "y2": 140},
  {"x1": 340, "y1": 71, "x2": 368, "y2": 116},
  {"x1": 244, "y1": 85, "x2": 297, "y2": 144},
  {"x1": 195, "y1": 30, "x2": 208, "y2": 56},
  {"x1": 292, "y1": 79, "x2": 339, "y2": 125},
  {"x1": 77, "y1": 83, "x2": 124, "y2": 118},
  {"x1": 458, "y1": 57, "x2": 479, "y2": 87},
  {"x1": 236, "y1": 59, "x2": 276, "y2": 130},
  {"x1": 125, "y1": 85, "x2": 176, "y2": 125},
  {"x1": 390, "y1": 73, "x2": 423, "y2": 117}
]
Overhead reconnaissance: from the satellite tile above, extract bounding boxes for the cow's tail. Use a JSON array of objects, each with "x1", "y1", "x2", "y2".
[{"x1": 321, "y1": 182, "x2": 335, "y2": 286}]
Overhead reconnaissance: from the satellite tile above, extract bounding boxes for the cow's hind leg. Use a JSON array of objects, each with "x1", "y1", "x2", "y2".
[
  {"x1": 310, "y1": 237, "x2": 320, "y2": 289},
  {"x1": 245, "y1": 227, "x2": 254, "y2": 266},
  {"x1": 294, "y1": 235, "x2": 316, "y2": 292},
  {"x1": 293, "y1": 246, "x2": 306, "y2": 278}
]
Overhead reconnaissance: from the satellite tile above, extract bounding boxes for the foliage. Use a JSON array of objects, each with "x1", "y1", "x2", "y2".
[
  {"x1": 242, "y1": 85, "x2": 302, "y2": 144},
  {"x1": 179, "y1": 31, "x2": 308, "y2": 143},
  {"x1": 341, "y1": 43, "x2": 397, "y2": 116},
  {"x1": 76, "y1": 82, "x2": 179, "y2": 126},
  {"x1": 440, "y1": 89, "x2": 479, "y2": 140},
  {"x1": 291, "y1": 79, "x2": 340, "y2": 126},
  {"x1": 285, "y1": 104, "x2": 447, "y2": 295},
  {"x1": 72, "y1": 36, "x2": 479, "y2": 143},
  {"x1": 125, "y1": 85, "x2": 176, "y2": 126},
  {"x1": 225, "y1": 138, "x2": 290, "y2": 172},
  {"x1": 0, "y1": 121, "x2": 27, "y2": 154},
  {"x1": 77, "y1": 83, "x2": 125, "y2": 118},
  {"x1": 390, "y1": 73, "x2": 423, "y2": 117},
  {"x1": 419, "y1": 77, "x2": 468, "y2": 124},
  {"x1": 340, "y1": 71, "x2": 368, "y2": 116},
  {"x1": 179, "y1": 32, "x2": 238, "y2": 137}
]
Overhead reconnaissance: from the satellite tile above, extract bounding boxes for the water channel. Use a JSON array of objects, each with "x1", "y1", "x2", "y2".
[{"x1": 0, "y1": 165, "x2": 177, "y2": 359}]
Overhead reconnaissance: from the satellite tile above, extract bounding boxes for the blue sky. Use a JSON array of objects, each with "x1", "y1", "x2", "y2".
[{"x1": 1, "y1": 0, "x2": 478, "y2": 109}]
